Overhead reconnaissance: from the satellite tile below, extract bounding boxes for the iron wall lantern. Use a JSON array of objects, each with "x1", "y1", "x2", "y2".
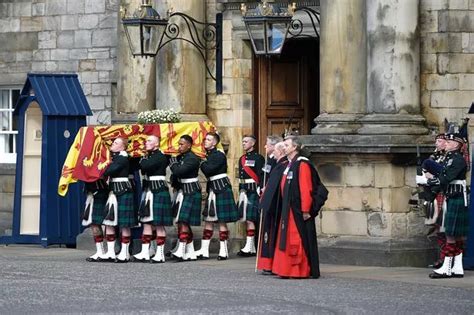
[
  {"x1": 241, "y1": 1, "x2": 320, "y2": 57},
  {"x1": 121, "y1": 0, "x2": 223, "y2": 94}
]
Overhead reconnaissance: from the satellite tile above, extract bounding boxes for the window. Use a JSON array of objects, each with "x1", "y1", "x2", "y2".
[{"x1": 0, "y1": 87, "x2": 21, "y2": 163}]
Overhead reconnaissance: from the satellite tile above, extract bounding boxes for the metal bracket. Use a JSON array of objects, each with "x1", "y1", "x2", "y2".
[
  {"x1": 287, "y1": 6, "x2": 320, "y2": 39},
  {"x1": 157, "y1": 13, "x2": 223, "y2": 94}
]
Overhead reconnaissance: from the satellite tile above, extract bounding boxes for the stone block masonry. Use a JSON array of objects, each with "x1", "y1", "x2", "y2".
[
  {"x1": 0, "y1": 0, "x2": 118, "y2": 125},
  {"x1": 420, "y1": 2, "x2": 474, "y2": 127}
]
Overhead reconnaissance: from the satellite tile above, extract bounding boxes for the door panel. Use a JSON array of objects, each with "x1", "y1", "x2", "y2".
[
  {"x1": 270, "y1": 60, "x2": 300, "y2": 105},
  {"x1": 254, "y1": 39, "x2": 319, "y2": 153}
]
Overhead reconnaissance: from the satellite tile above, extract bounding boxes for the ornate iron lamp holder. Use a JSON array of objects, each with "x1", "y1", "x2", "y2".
[{"x1": 121, "y1": 0, "x2": 223, "y2": 93}]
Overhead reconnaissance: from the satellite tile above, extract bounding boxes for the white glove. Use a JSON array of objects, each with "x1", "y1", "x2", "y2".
[{"x1": 416, "y1": 174, "x2": 428, "y2": 185}]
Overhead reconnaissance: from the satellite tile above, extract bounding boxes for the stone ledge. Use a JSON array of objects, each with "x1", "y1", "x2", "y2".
[
  {"x1": 300, "y1": 134, "x2": 434, "y2": 154},
  {"x1": 0, "y1": 164, "x2": 16, "y2": 175},
  {"x1": 318, "y1": 236, "x2": 437, "y2": 267}
]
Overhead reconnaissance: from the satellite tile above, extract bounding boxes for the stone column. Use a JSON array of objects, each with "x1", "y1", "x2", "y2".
[
  {"x1": 155, "y1": 0, "x2": 206, "y2": 117},
  {"x1": 116, "y1": 0, "x2": 156, "y2": 115},
  {"x1": 319, "y1": 0, "x2": 366, "y2": 115},
  {"x1": 313, "y1": 0, "x2": 367, "y2": 134},
  {"x1": 366, "y1": 0, "x2": 420, "y2": 114}
]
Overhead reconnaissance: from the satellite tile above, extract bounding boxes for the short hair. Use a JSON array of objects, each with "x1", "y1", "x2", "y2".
[
  {"x1": 206, "y1": 132, "x2": 220, "y2": 144},
  {"x1": 147, "y1": 135, "x2": 160, "y2": 142},
  {"x1": 284, "y1": 135, "x2": 303, "y2": 152},
  {"x1": 274, "y1": 141, "x2": 285, "y2": 153},
  {"x1": 116, "y1": 137, "x2": 128, "y2": 148},
  {"x1": 243, "y1": 134, "x2": 257, "y2": 141},
  {"x1": 267, "y1": 135, "x2": 283, "y2": 145},
  {"x1": 180, "y1": 134, "x2": 193, "y2": 145}
]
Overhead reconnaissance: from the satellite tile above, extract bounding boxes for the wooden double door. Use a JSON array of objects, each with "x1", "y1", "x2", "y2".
[{"x1": 253, "y1": 39, "x2": 319, "y2": 153}]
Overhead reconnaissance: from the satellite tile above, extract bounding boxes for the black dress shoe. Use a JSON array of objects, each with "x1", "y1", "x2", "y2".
[
  {"x1": 262, "y1": 270, "x2": 273, "y2": 276},
  {"x1": 429, "y1": 272, "x2": 452, "y2": 279},
  {"x1": 237, "y1": 250, "x2": 255, "y2": 257},
  {"x1": 197, "y1": 255, "x2": 210, "y2": 260},
  {"x1": 115, "y1": 258, "x2": 129, "y2": 263},
  {"x1": 150, "y1": 259, "x2": 165, "y2": 264},
  {"x1": 217, "y1": 256, "x2": 227, "y2": 261},
  {"x1": 86, "y1": 257, "x2": 99, "y2": 262}
]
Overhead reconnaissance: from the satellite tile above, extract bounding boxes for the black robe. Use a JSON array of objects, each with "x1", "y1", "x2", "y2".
[
  {"x1": 259, "y1": 157, "x2": 288, "y2": 260},
  {"x1": 279, "y1": 156, "x2": 326, "y2": 279}
]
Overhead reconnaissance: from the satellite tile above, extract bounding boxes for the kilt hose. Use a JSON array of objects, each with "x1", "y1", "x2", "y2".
[
  {"x1": 209, "y1": 187, "x2": 239, "y2": 223},
  {"x1": 150, "y1": 190, "x2": 173, "y2": 226},
  {"x1": 444, "y1": 197, "x2": 469, "y2": 237},
  {"x1": 176, "y1": 191, "x2": 202, "y2": 226},
  {"x1": 115, "y1": 191, "x2": 138, "y2": 228}
]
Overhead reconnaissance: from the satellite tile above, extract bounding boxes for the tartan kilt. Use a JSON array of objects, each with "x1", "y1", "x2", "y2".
[
  {"x1": 214, "y1": 187, "x2": 239, "y2": 223},
  {"x1": 177, "y1": 191, "x2": 202, "y2": 226},
  {"x1": 151, "y1": 190, "x2": 173, "y2": 226},
  {"x1": 116, "y1": 192, "x2": 138, "y2": 228},
  {"x1": 245, "y1": 191, "x2": 260, "y2": 223},
  {"x1": 90, "y1": 191, "x2": 108, "y2": 225},
  {"x1": 444, "y1": 197, "x2": 469, "y2": 237}
]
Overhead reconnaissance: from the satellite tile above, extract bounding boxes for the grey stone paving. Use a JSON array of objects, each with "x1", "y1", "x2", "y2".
[{"x1": 0, "y1": 245, "x2": 473, "y2": 314}]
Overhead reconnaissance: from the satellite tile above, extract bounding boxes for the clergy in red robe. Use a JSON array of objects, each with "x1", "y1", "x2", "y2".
[
  {"x1": 272, "y1": 135, "x2": 327, "y2": 279},
  {"x1": 257, "y1": 141, "x2": 288, "y2": 274}
]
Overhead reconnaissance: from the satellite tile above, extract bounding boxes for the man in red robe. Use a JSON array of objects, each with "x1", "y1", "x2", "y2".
[
  {"x1": 272, "y1": 135, "x2": 327, "y2": 279},
  {"x1": 257, "y1": 141, "x2": 287, "y2": 274}
]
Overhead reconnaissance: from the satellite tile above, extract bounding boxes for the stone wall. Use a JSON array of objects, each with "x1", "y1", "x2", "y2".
[
  {"x1": 315, "y1": 155, "x2": 423, "y2": 239},
  {"x1": 420, "y1": 0, "x2": 474, "y2": 125},
  {"x1": 0, "y1": 0, "x2": 118, "y2": 125},
  {"x1": 206, "y1": 1, "x2": 254, "y2": 182}
]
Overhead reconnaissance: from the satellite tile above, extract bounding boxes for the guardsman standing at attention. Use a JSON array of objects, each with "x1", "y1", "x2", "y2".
[
  {"x1": 169, "y1": 135, "x2": 202, "y2": 261},
  {"x1": 195, "y1": 132, "x2": 240, "y2": 260},
  {"x1": 100, "y1": 137, "x2": 138, "y2": 263},
  {"x1": 237, "y1": 135, "x2": 265, "y2": 257},
  {"x1": 133, "y1": 135, "x2": 173, "y2": 263}
]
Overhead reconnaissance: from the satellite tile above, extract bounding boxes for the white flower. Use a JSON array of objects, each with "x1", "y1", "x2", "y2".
[{"x1": 137, "y1": 108, "x2": 182, "y2": 124}]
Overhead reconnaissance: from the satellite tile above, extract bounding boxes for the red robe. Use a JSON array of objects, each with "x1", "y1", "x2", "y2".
[{"x1": 272, "y1": 162, "x2": 313, "y2": 278}]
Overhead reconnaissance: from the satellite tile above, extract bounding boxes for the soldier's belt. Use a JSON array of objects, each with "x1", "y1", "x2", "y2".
[
  {"x1": 449, "y1": 180, "x2": 466, "y2": 186},
  {"x1": 111, "y1": 177, "x2": 129, "y2": 183},
  {"x1": 210, "y1": 173, "x2": 228, "y2": 181},
  {"x1": 179, "y1": 177, "x2": 199, "y2": 184},
  {"x1": 239, "y1": 178, "x2": 256, "y2": 184},
  {"x1": 148, "y1": 175, "x2": 166, "y2": 181}
]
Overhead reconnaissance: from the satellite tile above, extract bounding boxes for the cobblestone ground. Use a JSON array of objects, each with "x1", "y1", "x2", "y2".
[{"x1": 0, "y1": 246, "x2": 473, "y2": 314}]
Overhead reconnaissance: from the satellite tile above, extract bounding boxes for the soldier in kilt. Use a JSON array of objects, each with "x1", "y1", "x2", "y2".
[
  {"x1": 133, "y1": 135, "x2": 173, "y2": 263},
  {"x1": 169, "y1": 135, "x2": 202, "y2": 261},
  {"x1": 195, "y1": 132, "x2": 239, "y2": 260},
  {"x1": 81, "y1": 179, "x2": 108, "y2": 262},
  {"x1": 426, "y1": 133, "x2": 469, "y2": 279},
  {"x1": 100, "y1": 137, "x2": 138, "y2": 263},
  {"x1": 237, "y1": 135, "x2": 265, "y2": 257}
]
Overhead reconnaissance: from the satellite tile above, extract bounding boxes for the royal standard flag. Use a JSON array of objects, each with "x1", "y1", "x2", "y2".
[{"x1": 58, "y1": 121, "x2": 220, "y2": 196}]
